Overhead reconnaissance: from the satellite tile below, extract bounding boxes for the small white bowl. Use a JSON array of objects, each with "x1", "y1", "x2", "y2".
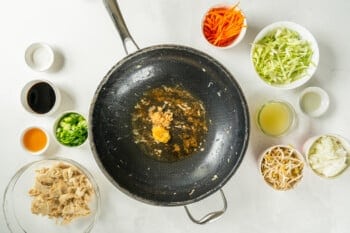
[
  {"x1": 25, "y1": 43, "x2": 55, "y2": 72},
  {"x1": 259, "y1": 144, "x2": 304, "y2": 191},
  {"x1": 202, "y1": 4, "x2": 247, "y2": 49},
  {"x1": 251, "y1": 21, "x2": 319, "y2": 89},
  {"x1": 303, "y1": 134, "x2": 350, "y2": 178},
  {"x1": 298, "y1": 86, "x2": 329, "y2": 117},
  {"x1": 20, "y1": 126, "x2": 50, "y2": 155},
  {"x1": 20, "y1": 79, "x2": 61, "y2": 116}
]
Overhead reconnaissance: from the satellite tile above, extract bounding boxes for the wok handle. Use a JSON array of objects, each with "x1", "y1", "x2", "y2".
[
  {"x1": 184, "y1": 189, "x2": 227, "y2": 225},
  {"x1": 103, "y1": 0, "x2": 139, "y2": 54}
]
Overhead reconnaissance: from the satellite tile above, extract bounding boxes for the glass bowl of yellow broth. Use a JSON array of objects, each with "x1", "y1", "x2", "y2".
[{"x1": 256, "y1": 100, "x2": 296, "y2": 137}]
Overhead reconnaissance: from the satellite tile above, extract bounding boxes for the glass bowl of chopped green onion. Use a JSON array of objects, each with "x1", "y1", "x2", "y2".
[
  {"x1": 54, "y1": 111, "x2": 88, "y2": 147},
  {"x1": 251, "y1": 21, "x2": 319, "y2": 89}
]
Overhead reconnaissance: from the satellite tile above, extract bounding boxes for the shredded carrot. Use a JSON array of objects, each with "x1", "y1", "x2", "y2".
[{"x1": 203, "y1": 3, "x2": 246, "y2": 47}]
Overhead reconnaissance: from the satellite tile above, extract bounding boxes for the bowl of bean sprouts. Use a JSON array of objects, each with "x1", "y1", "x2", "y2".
[{"x1": 259, "y1": 145, "x2": 305, "y2": 191}]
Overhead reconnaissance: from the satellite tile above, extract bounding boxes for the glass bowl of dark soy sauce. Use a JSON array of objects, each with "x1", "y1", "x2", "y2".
[{"x1": 21, "y1": 80, "x2": 61, "y2": 115}]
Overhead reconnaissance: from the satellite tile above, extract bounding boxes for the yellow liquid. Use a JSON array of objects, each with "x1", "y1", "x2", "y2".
[{"x1": 257, "y1": 101, "x2": 293, "y2": 136}]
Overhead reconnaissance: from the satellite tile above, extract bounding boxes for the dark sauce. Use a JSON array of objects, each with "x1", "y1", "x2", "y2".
[{"x1": 27, "y1": 82, "x2": 56, "y2": 114}]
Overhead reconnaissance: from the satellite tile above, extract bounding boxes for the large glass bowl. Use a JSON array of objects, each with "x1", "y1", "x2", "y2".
[{"x1": 3, "y1": 158, "x2": 100, "y2": 233}]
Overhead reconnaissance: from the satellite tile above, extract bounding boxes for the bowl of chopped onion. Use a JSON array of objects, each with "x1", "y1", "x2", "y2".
[
  {"x1": 251, "y1": 21, "x2": 319, "y2": 89},
  {"x1": 303, "y1": 134, "x2": 350, "y2": 178},
  {"x1": 202, "y1": 3, "x2": 247, "y2": 49},
  {"x1": 3, "y1": 157, "x2": 100, "y2": 233},
  {"x1": 259, "y1": 145, "x2": 305, "y2": 191}
]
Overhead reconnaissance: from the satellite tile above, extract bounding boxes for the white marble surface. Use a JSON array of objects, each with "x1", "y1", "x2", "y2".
[{"x1": 1, "y1": 0, "x2": 350, "y2": 232}]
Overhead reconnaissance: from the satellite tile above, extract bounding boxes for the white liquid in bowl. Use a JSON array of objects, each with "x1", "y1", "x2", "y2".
[
  {"x1": 31, "y1": 47, "x2": 52, "y2": 70},
  {"x1": 299, "y1": 86, "x2": 329, "y2": 117},
  {"x1": 25, "y1": 43, "x2": 55, "y2": 71},
  {"x1": 301, "y1": 92, "x2": 321, "y2": 114}
]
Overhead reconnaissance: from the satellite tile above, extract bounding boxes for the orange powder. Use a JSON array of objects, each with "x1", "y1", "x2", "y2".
[{"x1": 23, "y1": 128, "x2": 47, "y2": 152}]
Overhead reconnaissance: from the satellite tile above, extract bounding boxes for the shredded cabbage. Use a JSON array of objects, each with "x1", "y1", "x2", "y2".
[{"x1": 252, "y1": 27, "x2": 314, "y2": 85}]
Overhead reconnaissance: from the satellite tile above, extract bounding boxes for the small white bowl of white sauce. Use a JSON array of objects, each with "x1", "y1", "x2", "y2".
[
  {"x1": 25, "y1": 42, "x2": 55, "y2": 72},
  {"x1": 298, "y1": 86, "x2": 329, "y2": 117}
]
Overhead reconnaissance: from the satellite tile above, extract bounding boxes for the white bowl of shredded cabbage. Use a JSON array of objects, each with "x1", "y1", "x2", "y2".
[
  {"x1": 304, "y1": 134, "x2": 350, "y2": 178},
  {"x1": 251, "y1": 21, "x2": 319, "y2": 89}
]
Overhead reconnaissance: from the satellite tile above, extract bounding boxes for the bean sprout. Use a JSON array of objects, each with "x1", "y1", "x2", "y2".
[{"x1": 261, "y1": 146, "x2": 304, "y2": 190}]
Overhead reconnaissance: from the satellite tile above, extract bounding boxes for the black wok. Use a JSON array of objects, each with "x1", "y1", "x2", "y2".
[{"x1": 89, "y1": 0, "x2": 250, "y2": 224}]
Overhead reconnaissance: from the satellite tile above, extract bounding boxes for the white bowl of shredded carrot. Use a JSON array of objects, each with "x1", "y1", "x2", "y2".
[
  {"x1": 259, "y1": 145, "x2": 305, "y2": 191},
  {"x1": 202, "y1": 3, "x2": 247, "y2": 48}
]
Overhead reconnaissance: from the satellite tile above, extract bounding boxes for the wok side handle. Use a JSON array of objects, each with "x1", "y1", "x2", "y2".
[
  {"x1": 184, "y1": 189, "x2": 227, "y2": 225},
  {"x1": 103, "y1": 0, "x2": 139, "y2": 54}
]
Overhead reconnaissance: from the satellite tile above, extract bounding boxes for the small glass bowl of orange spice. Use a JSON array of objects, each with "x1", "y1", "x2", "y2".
[
  {"x1": 21, "y1": 126, "x2": 49, "y2": 155},
  {"x1": 202, "y1": 2, "x2": 247, "y2": 48}
]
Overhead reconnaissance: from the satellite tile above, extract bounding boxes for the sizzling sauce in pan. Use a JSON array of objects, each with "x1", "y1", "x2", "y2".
[{"x1": 131, "y1": 85, "x2": 208, "y2": 162}]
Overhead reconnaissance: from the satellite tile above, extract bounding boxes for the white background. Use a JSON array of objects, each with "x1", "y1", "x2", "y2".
[{"x1": 1, "y1": 0, "x2": 350, "y2": 232}]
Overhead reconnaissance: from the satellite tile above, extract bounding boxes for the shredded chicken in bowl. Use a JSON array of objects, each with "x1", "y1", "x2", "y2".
[{"x1": 28, "y1": 162, "x2": 94, "y2": 224}]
